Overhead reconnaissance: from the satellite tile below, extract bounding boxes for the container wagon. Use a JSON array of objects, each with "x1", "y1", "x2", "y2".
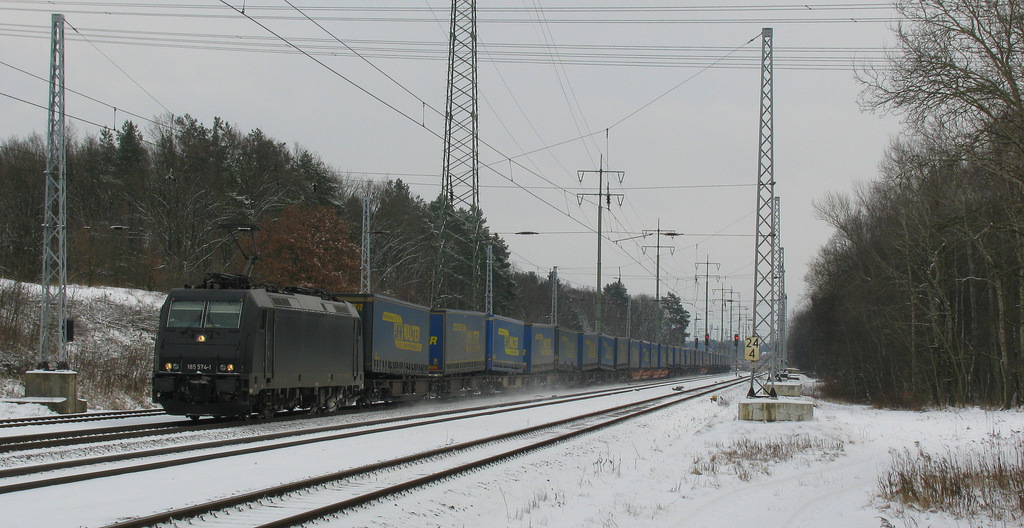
[
  {"x1": 556, "y1": 328, "x2": 580, "y2": 371},
  {"x1": 486, "y1": 315, "x2": 526, "y2": 374},
  {"x1": 430, "y1": 309, "x2": 486, "y2": 374},
  {"x1": 524, "y1": 323, "x2": 556, "y2": 374},
  {"x1": 598, "y1": 335, "x2": 615, "y2": 371},
  {"x1": 579, "y1": 332, "x2": 600, "y2": 371}
]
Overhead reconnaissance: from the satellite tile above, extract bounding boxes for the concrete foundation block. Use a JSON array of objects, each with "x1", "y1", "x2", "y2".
[
  {"x1": 769, "y1": 381, "x2": 802, "y2": 397},
  {"x1": 738, "y1": 396, "x2": 814, "y2": 422},
  {"x1": 22, "y1": 370, "x2": 88, "y2": 414}
]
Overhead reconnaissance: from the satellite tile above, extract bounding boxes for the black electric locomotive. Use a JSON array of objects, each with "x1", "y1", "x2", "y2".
[
  {"x1": 153, "y1": 273, "x2": 731, "y2": 419},
  {"x1": 152, "y1": 274, "x2": 363, "y2": 419}
]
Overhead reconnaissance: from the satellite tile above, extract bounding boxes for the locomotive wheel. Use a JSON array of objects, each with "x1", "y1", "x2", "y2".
[{"x1": 187, "y1": 415, "x2": 200, "y2": 422}]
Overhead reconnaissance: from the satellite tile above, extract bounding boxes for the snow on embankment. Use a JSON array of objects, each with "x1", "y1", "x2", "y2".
[{"x1": 0, "y1": 279, "x2": 165, "y2": 413}]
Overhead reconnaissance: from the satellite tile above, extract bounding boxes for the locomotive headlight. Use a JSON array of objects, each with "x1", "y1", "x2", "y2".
[
  {"x1": 196, "y1": 334, "x2": 207, "y2": 343},
  {"x1": 164, "y1": 362, "x2": 172, "y2": 371},
  {"x1": 226, "y1": 363, "x2": 234, "y2": 372}
]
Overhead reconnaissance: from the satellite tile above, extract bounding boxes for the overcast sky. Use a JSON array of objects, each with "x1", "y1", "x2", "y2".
[{"x1": 1, "y1": 1, "x2": 905, "y2": 336}]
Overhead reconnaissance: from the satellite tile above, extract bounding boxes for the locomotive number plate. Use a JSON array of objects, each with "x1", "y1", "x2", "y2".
[{"x1": 186, "y1": 363, "x2": 213, "y2": 371}]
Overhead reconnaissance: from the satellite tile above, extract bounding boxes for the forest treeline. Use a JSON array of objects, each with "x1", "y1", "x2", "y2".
[
  {"x1": 790, "y1": 1, "x2": 1024, "y2": 408},
  {"x1": 0, "y1": 114, "x2": 690, "y2": 346}
]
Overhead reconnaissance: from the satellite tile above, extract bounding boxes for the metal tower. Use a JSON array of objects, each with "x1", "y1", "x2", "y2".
[
  {"x1": 642, "y1": 220, "x2": 679, "y2": 341},
  {"x1": 751, "y1": 27, "x2": 776, "y2": 395},
  {"x1": 431, "y1": 0, "x2": 483, "y2": 310},
  {"x1": 39, "y1": 13, "x2": 68, "y2": 370},
  {"x1": 441, "y1": 0, "x2": 479, "y2": 211},
  {"x1": 361, "y1": 196, "x2": 371, "y2": 293},
  {"x1": 577, "y1": 161, "x2": 624, "y2": 333},
  {"x1": 485, "y1": 243, "x2": 493, "y2": 314},
  {"x1": 772, "y1": 196, "x2": 784, "y2": 377},
  {"x1": 777, "y1": 247, "x2": 788, "y2": 371},
  {"x1": 550, "y1": 266, "x2": 558, "y2": 325}
]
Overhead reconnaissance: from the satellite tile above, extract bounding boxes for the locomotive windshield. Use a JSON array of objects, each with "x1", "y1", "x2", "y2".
[
  {"x1": 167, "y1": 300, "x2": 243, "y2": 329},
  {"x1": 206, "y1": 302, "x2": 243, "y2": 328}
]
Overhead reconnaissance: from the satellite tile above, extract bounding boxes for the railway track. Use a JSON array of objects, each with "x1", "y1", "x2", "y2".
[
  {"x1": 0, "y1": 409, "x2": 165, "y2": 429},
  {"x1": 0, "y1": 377, "x2": 690, "y2": 454},
  {"x1": 0, "y1": 376, "x2": 708, "y2": 492},
  {"x1": 104, "y1": 376, "x2": 748, "y2": 528}
]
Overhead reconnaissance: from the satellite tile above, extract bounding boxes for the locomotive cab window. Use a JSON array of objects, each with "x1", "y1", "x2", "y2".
[
  {"x1": 166, "y1": 300, "x2": 243, "y2": 329},
  {"x1": 167, "y1": 301, "x2": 204, "y2": 328},
  {"x1": 206, "y1": 302, "x2": 243, "y2": 328}
]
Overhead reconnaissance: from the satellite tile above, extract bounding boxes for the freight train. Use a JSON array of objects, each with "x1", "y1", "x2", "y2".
[{"x1": 152, "y1": 273, "x2": 729, "y2": 419}]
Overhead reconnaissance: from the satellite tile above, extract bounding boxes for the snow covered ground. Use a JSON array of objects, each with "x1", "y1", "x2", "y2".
[
  {"x1": 2, "y1": 377, "x2": 1021, "y2": 528},
  {"x1": 337, "y1": 378, "x2": 1023, "y2": 528}
]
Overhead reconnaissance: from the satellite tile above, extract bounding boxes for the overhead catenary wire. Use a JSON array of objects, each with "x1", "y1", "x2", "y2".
[
  {"x1": 1, "y1": 3, "x2": 782, "y2": 299},
  {"x1": 0, "y1": 59, "x2": 172, "y2": 132},
  {"x1": 0, "y1": 22, "x2": 893, "y2": 70},
  {"x1": 64, "y1": 19, "x2": 172, "y2": 116},
  {"x1": 210, "y1": 2, "x2": 764, "y2": 290}
]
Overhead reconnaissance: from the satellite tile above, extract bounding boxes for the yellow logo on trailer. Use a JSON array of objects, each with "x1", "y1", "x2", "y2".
[
  {"x1": 498, "y1": 328, "x2": 521, "y2": 356},
  {"x1": 382, "y1": 312, "x2": 423, "y2": 352},
  {"x1": 535, "y1": 334, "x2": 553, "y2": 356}
]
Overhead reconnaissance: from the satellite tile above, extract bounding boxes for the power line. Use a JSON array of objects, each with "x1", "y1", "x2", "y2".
[
  {"x1": 0, "y1": 59, "x2": 170, "y2": 131},
  {"x1": 0, "y1": 23, "x2": 892, "y2": 70},
  {"x1": 1, "y1": 90, "x2": 113, "y2": 132},
  {"x1": 0, "y1": 3, "x2": 899, "y2": 25},
  {"x1": 64, "y1": 19, "x2": 172, "y2": 116}
]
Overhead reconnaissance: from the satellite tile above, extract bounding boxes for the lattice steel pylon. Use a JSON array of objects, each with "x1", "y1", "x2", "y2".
[
  {"x1": 39, "y1": 13, "x2": 68, "y2": 370},
  {"x1": 360, "y1": 196, "x2": 371, "y2": 293},
  {"x1": 777, "y1": 246, "x2": 788, "y2": 372},
  {"x1": 441, "y1": 0, "x2": 479, "y2": 211},
  {"x1": 432, "y1": 0, "x2": 483, "y2": 310},
  {"x1": 772, "y1": 196, "x2": 784, "y2": 378},
  {"x1": 750, "y1": 27, "x2": 776, "y2": 396}
]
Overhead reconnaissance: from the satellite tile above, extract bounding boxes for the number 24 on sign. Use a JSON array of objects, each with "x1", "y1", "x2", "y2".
[{"x1": 744, "y1": 336, "x2": 761, "y2": 362}]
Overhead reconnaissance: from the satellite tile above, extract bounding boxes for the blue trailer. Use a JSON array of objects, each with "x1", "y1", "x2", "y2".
[
  {"x1": 598, "y1": 335, "x2": 615, "y2": 370},
  {"x1": 629, "y1": 339, "x2": 641, "y2": 369},
  {"x1": 614, "y1": 337, "x2": 629, "y2": 370},
  {"x1": 555, "y1": 328, "x2": 580, "y2": 370},
  {"x1": 640, "y1": 341, "x2": 653, "y2": 368},
  {"x1": 429, "y1": 309, "x2": 486, "y2": 374},
  {"x1": 335, "y1": 294, "x2": 430, "y2": 376},
  {"x1": 486, "y1": 315, "x2": 526, "y2": 374},
  {"x1": 579, "y1": 332, "x2": 599, "y2": 371},
  {"x1": 524, "y1": 324, "x2": 555, "y2": 373}
]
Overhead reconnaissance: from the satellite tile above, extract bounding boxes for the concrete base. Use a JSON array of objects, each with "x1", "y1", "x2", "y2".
[
  {"x1": 768, "y1": 381, "x2": 802, "y2": 397},
  {"x1": 738, "y1": 397, "x2": 813, "y2": 422},
  {"x1": 21, "y1": 370, "x2": 87, "y2": 414}
]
